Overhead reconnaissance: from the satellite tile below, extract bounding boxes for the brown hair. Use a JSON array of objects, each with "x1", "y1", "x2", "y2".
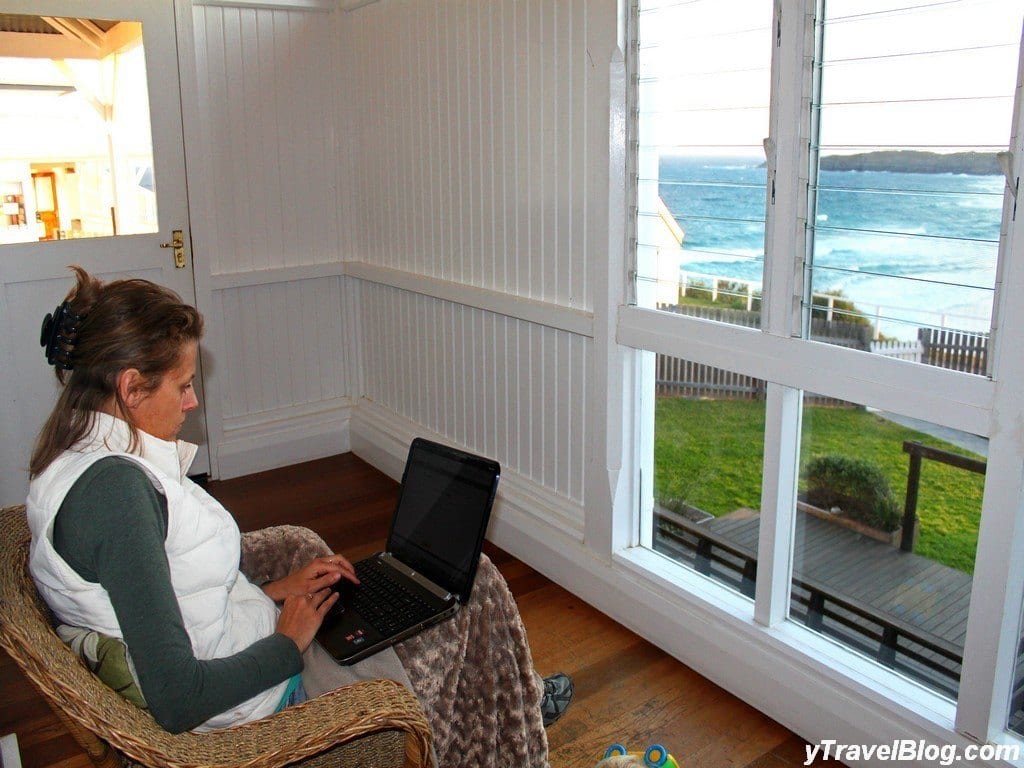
[{"x1": 29, "y1": 266, "x2": 204, "y2": 477}]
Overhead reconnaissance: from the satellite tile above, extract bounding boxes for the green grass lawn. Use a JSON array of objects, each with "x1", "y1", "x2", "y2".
[{"x1": 654, "y1": 397, "x2": 986, "y2": 574}]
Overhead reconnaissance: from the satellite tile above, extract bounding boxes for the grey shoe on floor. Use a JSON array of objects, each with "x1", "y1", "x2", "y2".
[{"x1": 541, "y1": 672, "x2": 574, "y2": 726}]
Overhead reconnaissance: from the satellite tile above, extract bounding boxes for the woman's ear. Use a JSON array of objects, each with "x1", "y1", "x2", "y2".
[{"x1": 116, "y1": 368, "x2": 146, "y2": 410}]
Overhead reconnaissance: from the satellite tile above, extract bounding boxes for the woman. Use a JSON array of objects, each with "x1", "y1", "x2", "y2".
[{"x1": 26, "y1": 267, "x2": 571, "y2": 765}]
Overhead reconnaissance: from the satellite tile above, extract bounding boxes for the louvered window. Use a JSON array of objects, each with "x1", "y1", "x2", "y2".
[
  {"x1": 634, "y1": 0, "x2": 1019, "y2": 367},
  {"x1": 802, "y1": 0, "x2": 1020, "y2": 366},
  {"x1": 633, "y1": 0, "x2": 774, "y2": 325}
]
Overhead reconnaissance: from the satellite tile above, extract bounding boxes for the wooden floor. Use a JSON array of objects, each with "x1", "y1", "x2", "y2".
[{"x1": 1, "y1": 453, "x2": 838, "y2": 768}]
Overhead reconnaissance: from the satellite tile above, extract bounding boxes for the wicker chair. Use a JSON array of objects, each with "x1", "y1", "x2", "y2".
[{"x1": 0, "y1": 505, "x2": 433, "y2": 768}]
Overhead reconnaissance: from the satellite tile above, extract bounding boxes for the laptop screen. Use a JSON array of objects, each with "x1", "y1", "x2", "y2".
[{"x1": 386, "y1": 439, "x2": 500, "y2": 600}]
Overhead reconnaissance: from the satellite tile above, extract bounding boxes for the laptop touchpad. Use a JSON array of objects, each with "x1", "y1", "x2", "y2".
[{"x1": 327, "y1": 579, "x2": 356, "y2": 616}]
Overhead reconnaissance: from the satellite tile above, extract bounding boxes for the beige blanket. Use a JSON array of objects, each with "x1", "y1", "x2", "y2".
[{"x1": 241, "y1": 526, "x2": 549, "y2": 768}]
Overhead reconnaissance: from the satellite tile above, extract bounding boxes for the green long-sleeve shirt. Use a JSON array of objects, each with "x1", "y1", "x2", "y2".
[{"x1": 52, "y1": 456, "x2": 302, "y2": 733}]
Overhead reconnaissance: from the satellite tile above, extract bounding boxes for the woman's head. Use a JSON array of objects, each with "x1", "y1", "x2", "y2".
[{"x1": 29, "y1": 266, "x2": 204, "y2": 477}]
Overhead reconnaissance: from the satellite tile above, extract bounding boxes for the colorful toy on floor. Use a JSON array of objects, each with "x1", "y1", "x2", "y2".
[{"x1": 597, "y1": 744, "x2": 680, "y2": 767}]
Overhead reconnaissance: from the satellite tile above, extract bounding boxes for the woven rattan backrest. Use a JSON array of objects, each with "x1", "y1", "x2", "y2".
[{"x1": 0, "y1": 506, "x2": 180, "y2": 758}]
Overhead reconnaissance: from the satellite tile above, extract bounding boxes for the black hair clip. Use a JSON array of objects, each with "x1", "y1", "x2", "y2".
[{"x1": 40, "y1": 301, "x2": 83, "y2": 370}]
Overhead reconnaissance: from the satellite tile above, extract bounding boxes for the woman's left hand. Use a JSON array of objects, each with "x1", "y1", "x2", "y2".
[{"x1": 261, "y1": 555, "x2": 358, "y2": 603}]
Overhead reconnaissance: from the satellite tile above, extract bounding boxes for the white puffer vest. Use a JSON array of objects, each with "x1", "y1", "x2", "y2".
[{"x1": 26, "y1": 412, "x2": 287, "y2": 730}]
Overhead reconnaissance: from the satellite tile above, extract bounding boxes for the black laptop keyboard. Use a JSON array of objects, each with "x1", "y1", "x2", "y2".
[{"x1": 353, "y1": 558, "x2": 438, "y2": 636}]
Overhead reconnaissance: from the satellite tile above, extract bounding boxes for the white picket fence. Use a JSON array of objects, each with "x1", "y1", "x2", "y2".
[
  {"x1": 679, "y1": 269, "x2": 987, "y2": 339},
  {"x1": 869, "y1": 339, "x2": 923, "y2": 363},
  {"x1": 652, "y1": 307, "x2": 977, "y2": 400}
]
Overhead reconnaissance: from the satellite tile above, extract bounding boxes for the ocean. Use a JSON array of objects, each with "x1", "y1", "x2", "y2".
[{"x1": 658, "y1": 156, "x2": 1003, "y2": 340}]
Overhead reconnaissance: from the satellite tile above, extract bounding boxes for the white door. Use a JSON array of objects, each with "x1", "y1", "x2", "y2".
[{"x1": 0, "y1": 0, "x2": 208, "y2": 505}]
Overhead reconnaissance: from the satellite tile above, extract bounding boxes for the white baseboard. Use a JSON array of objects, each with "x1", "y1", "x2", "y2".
[
  {"x1": 0, "y1": 733, "x2": 21, "y2": 768},
  {"x1": 215, "y1": 398, "x2": 353, "y2": 480}
]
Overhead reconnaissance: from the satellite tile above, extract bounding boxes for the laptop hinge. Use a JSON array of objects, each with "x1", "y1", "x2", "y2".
[{"x1": 380, "y1": 552, "x2": 453, "y2": 601}]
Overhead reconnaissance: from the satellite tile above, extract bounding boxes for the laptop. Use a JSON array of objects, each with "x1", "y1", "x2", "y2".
[{"x1": 316, "y1": 437, "x2": 500, "y2": 664}]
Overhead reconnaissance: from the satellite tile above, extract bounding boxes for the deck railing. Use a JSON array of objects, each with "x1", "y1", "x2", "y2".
[
  {"x1": 901, "y1": 440, "x2": 987, "y2": 552},
  {"x1": 655, "y1": 508, "x2": 963, "y2": 696}
]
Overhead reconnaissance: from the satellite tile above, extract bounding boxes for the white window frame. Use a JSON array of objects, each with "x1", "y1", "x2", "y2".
[{"x1": 621, "y1": 0, "x2": 1024, "y2": 748}]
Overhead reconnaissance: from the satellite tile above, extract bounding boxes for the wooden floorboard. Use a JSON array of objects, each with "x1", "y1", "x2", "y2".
[{"x1": 1, "y1": 453, "x2": 838, "y2": 767}]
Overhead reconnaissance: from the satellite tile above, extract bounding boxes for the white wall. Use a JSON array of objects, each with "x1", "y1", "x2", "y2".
[
  {"x1": 358, "y1": 283, "x2": 588, "y2": 502},
  {"x1": 189, "y1": 5, "x2": 344, "y2": 274},
  {"x1": 340, "y1": 1, "x2": 593, "y2": 309},
  {"x1": 186, "y1": 3, "x2": 356, "y2": 477},
  {"x1": 186, "y1": 0, "x2": 607, "y2": 510},
  {"x1": 337, "y1": 0, "x2": 602, "y2": 524}
]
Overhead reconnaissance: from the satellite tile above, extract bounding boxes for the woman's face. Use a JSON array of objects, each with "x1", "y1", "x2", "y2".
[{"x1": 130, "y1": 341, "x2": 199, "y2": 442}]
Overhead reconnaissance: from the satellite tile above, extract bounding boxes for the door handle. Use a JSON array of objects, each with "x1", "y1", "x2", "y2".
[{"x1": 160, "y1": 229, "x2": 186, "y2": 268}]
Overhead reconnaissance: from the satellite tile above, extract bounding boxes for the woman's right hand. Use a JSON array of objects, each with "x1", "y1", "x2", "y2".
[{"x1": 275, "y1": 588, "x2": 339, "y2": 653}]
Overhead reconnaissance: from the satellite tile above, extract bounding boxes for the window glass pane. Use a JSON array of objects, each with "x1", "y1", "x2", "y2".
[
  {"x1": 635, "y1": 0, "x2": 772, "y2": 327},
  {"x1": 805, "y1": 0, "x2": 1020, "y2": 361},
  {"x1": 0, "y1": 16, "x2": 156, "y2": 245},
  {"x1": 791, "y1": 393, "x2": 987, "y2": 700},
  {"x1": 651, "y1": 359, "x2": 766, "y2": 598}
]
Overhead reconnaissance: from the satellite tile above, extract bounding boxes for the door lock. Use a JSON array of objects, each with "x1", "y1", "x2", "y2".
[{"x1": 160, "y1": 229, "x2": 186, "y2": 268}]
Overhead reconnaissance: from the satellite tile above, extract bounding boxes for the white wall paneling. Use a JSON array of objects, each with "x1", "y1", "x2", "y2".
[
  {"x1": 235, "y1": 271, "x2": 350, "y2": 399},
  {"x1": 211, "y1": 275, "x2": 355, "y2": 477},
  {"x1": 338, "y1": 0, "x2": 593, "y2": 310},
  {"x1": 332, "y1": 0, "x2": 608, "y2": 562},
  {"x1": 190, "y1": 3, "x2": 341, "y2": 275},
  {"x1": 351, "y1": 398, "x2": 585, "y2": 540},
  {"x1": 358, "y1": 281, "x2": 589, "y2": 514},
  {"x1": 216, "y1": 277, "x2": 353, "y2": 419},
  {"x1": 184, "y1": 3, "x2": 354, "y2": 478}
]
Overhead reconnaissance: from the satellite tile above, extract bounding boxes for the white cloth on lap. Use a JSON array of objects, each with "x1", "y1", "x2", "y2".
[{"x1": 300, "y1": 641, "x2": 411, "y2": 698}]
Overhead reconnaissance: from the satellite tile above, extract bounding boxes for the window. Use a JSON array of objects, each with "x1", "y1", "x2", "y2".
[
  {"x1": 650, "y1": 360, "x2": 767, "y2": 598},
  {"x1": 634, "y1": 0, "x2": 773, "y2": 324},
  {"x1": 794, "y1": 393, "x2": 986, "y2": 700},
  {"x1": 0, "y1": 17, "x2": 157, "y2": 245},
  {"x1": 627, "y1": 0, "x2": 1024, "y2": 745},
  {"x1": 803, "y1": 0, "x2": 1020, "y2": 359}
]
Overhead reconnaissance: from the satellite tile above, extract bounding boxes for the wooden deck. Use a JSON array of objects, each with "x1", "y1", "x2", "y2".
[
  {"x1": 709, "y1": 511, "x2": 973, "y2": 646},
  {"x1": 656, "y1": 508, "x2": 973, "y2": 697}
]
